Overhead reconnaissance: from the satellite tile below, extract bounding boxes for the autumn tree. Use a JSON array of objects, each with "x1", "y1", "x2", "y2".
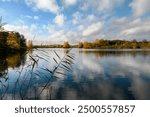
[
  {"x1": 78, "y1": 42, "x2": 83, "y2": 48},
  {"x1": 7, "y1": 32, "x2": 21, "y2": 50},
  {"x1": 63, "y1": 41, "x2": 70, "y2": 48},
  {"x1": 82, "y1": 41, "x2": 93, "y2": 48}
]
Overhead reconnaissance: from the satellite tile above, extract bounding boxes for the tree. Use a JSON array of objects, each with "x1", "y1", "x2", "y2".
[
  {"x1": 7, "y1": 32, "x2": 21, "y2": 50},
  {"x1": 20, "y1": 35, "x2": 27, "y2": 50},
  {"x1": 0, "y1": 31, "x2": 8, "y2": 47},
  {"x1": 142, "y1": 39, "x2": 148, "y2": 43},
  {"x1": 63, "y1": 41, "x2": 70, "y2": 48},
  {"x1": 78, "y1": 42, "x2": 83, "y2": 48},
  {"x1": 83, "y1": 41, "x2": 93, "y2": 48},
  {"x1": 0, "y1": 16, "x2": 7, "y2": 31}
]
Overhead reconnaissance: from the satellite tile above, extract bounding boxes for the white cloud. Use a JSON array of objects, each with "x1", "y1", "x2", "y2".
[
  {"x1": 129, "y1": 0, "x2": 150, "y2": 16},
  {"x1": 121, "y1": 26, "x2": 150, "y2": 36},
  {"x1": 25, "y1": 0, "x2": 59, "y2": 14},
  {"x1": 44, "y1": 24, "x2": 56, "y2": 34},
  {"x1": 49, "y1": 30, "x2": 67, "y2": 44},
  {"x1": 87, "y1": 14, "x2": 96, "y2": 21},
  {"x1": 108, "y1": 16, "x2": 150, "y2": 40},
  {"x1": 4, "y1": 24, "x2": 33, "y2": 40},
  {"x1": 62, "y1": 0, "x2": 77, "y2": 6},
  {"x1": 33, "y1": 16, "x2": 39, "y2": 20},
  {"x1": 25, "y1": 15, "x2": 39, "y2": 20},
  {"x1": 50, "y1": 30, "x2": 65, "y2": 38},
  {"x1": 30, "y1": 24, "x2": 37, "y2": 31},
  {"x1": 72, "y1": 11, "x2": 82, "y2": 25},
  {"x1": 82, "y1": 22, "x2": 103, "y2": 36},
  {"x1": 26, "y1": 15, "x2": 32, "y2": 19},
  {"x1": 54, "y1": 14, "x2": 66, "y2": 26},
  {"x1": 48, "y1": 29, "x2": 79, "y2": 44},
  {"x1": 4, "y1": 24, "x2": 47, "y2": 43},
  {"x1": 78, "y1": 25, "x2": 84, "y2": 31},
  {"x1": 2, "y1": 0, "x2": 150, "y2": 44},
  {"x1": 81, "y1": 0, "x2": 124, "y2": 12}
]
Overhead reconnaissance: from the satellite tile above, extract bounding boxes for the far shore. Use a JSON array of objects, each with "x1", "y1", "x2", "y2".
[{"x1": 29, "y1": 39, "x2": 150, "y2": 49}]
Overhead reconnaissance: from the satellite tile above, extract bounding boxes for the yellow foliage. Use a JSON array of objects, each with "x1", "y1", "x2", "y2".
[{"x1": 63, "y1": 41, "x2": 70, "y2": 48}]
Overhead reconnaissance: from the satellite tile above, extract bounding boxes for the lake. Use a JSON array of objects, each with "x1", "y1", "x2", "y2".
[{"x1": 0, "y1": 48, "x2": 150, "y2": 100}]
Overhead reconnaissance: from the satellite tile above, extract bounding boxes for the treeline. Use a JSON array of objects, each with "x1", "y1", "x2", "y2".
[
  {"x1": 33, "y1": 41, "x2": 70, "y2": 48},
  {"x1": 77, "y1": 39, "x2": 150, "y2": 49},
  {"x1": 32, "y1": 39, "x2": 150, "y2": 49}
]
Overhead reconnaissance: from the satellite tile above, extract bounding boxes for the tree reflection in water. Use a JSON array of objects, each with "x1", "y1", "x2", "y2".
[{"x1": 0, "y1": 52, "x2": 26, "y2": 78}]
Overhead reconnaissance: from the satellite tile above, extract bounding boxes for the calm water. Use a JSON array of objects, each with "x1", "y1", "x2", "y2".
[{"x1": 0, "y1": 48, "x2": 150, "y2": 100}]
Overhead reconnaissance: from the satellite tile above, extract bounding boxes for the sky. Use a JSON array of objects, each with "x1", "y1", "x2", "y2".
[{"x1": 0, "y1": 0, "x2": 150, "y2": 44}]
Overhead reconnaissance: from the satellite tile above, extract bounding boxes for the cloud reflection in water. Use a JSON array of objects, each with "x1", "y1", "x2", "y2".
[{"x1": 0, "y1": 49, "x2": 150, "y2": 100}]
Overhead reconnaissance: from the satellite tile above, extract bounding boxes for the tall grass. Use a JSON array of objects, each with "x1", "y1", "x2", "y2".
[{"x1": 0, "y1": 48, "x2": 75, "y2": 99}]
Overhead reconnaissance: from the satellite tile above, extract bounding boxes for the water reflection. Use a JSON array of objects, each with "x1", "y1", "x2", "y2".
[
  {"x1": 0, "y1": 52, "x2": 26, "y2": 78},
  {"x1": 0, "y1": 49, "x2": 150, "y2": 100},
  {"x1": 79, "y1": 49, "x2": 150, "y2": 58}
]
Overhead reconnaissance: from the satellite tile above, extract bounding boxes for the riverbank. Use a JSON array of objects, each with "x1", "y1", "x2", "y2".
[{"x1": 32, "y1": 39, "x2": 150, "y2": 49}]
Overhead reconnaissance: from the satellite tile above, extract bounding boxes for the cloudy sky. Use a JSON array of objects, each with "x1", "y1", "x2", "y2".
[{"x1": 0, "y1": 0, "x2": 150, "y2": 44}]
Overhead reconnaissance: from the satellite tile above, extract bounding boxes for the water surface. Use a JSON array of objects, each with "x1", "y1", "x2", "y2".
[{"x1": 0, "y1": 49, "x2": 150, "y2": 100}]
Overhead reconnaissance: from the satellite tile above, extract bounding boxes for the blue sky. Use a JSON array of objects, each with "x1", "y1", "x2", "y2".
[{"x1": 0, "y1": 0, "x2": 150, "y2": 44}]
